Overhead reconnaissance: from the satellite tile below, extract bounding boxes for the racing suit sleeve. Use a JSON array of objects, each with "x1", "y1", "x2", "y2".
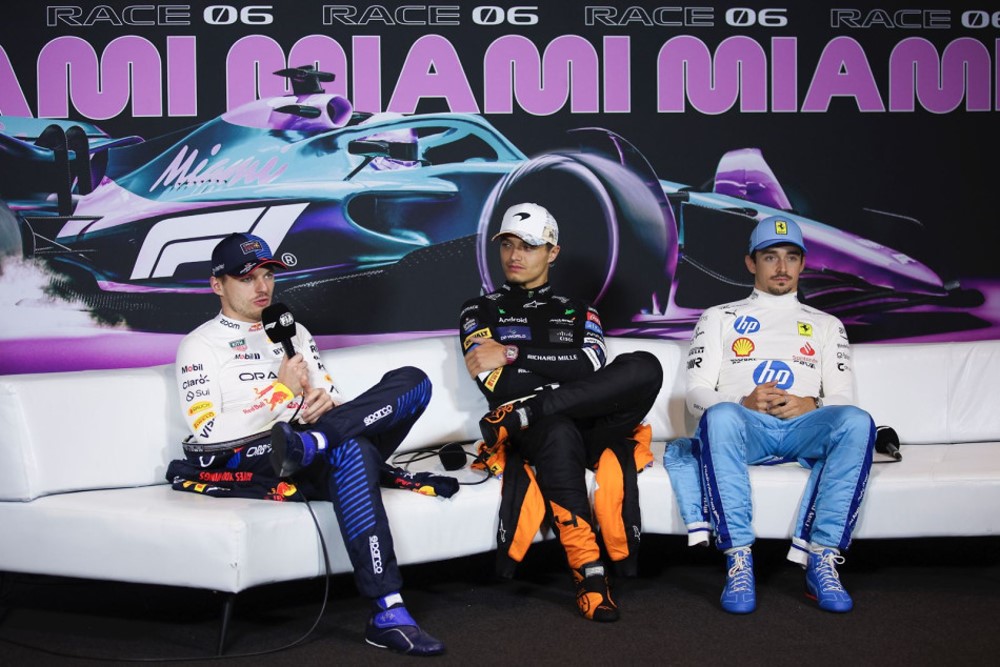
[
  {"x1": 818, "y1": 315, "x2": 856, "y2": 406},
  {"x1": 295, "y1": 324, "x2": 343, "y2": 404},
  {"x1": 176, "y1": 332, "x2": 300, "y2": 443},
  {"x1": 685, "y1": 306, "x2": 736, "y2": 419}
]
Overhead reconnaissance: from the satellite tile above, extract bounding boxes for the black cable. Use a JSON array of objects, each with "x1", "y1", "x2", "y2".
[
  {"x1": 0, "y1": 501, "x2": 334, "y2": 663},
  {"x1": 391, "y1": 440, "x2": 495, "y2": 486}
]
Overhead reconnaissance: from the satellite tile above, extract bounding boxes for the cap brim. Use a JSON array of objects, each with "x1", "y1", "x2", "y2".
[
  {"x1": 751, "y1": 240, "x2": 807, "y2": 254},
  {"x1": 224, "y1": 258, "x2": 289, "y2": 277},
  {"x1": 491, "y1": 231, "x2": 548, "y2": 246}
]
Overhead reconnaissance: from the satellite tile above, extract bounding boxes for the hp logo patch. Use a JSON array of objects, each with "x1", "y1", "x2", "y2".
[
  {"x1": 733, "y1": 316, "x2": 761, "y2": 335},
  {"x1": 753, "y1": 361, "x2": 794, "y2": 389}
]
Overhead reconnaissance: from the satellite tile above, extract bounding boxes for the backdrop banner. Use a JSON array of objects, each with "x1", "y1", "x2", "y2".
[{"x1": 1, "y1": 1, "x2": 997, "y2": 373}]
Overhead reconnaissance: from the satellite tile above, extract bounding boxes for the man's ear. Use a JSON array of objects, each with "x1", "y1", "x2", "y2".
[
  {"x1": 210, "y1": 275, "x2": 224, "y2": 297},
  {"x1": 548, "y1": 244, "x2": 561, "y2": 264},
  {"x1": 744, "y1": 254, "x2": 756, "y2": 275}
]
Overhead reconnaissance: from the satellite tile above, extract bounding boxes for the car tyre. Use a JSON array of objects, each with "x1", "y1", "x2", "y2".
[{"x1": 476, "y1": 151, "x2": 676, "y2": 327}]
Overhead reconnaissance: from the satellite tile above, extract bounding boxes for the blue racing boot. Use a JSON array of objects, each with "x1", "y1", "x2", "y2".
[
  {"x1": 365, "y1": 599, "x2": 445, "y2": 656},
  {"x1": 720, "y1": 547, "x2": 756, "y2": 614},
  {"x1": 269, "y1": 422, "x2": 323, "y2": 477},
  {"x1": 805, "y1": 547, "x2": 854, "y2": 613}
]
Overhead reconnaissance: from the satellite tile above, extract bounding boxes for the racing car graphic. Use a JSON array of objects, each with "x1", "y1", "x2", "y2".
[{"x1": 0, "y1": 66, "x2": 982, "y2": 338}]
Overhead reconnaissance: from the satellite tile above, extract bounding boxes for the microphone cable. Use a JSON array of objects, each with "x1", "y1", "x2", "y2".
[
  {"x1": 0, "y1": 486, "x2": 336, "y2": 663},
  {"x1": 391, "y1": 440, "x2": 495, "y2": 486}
]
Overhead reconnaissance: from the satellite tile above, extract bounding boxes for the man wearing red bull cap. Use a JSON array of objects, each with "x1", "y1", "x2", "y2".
[
  {"x1": 459, "y1": 203, "x2": 663, "y2": 622},
  {"x1": 663, "y1": 215, "x2": 875, "y2": 615},
  {"x1": 169, "y1": 232, "x2": 448, "y2": 656}
]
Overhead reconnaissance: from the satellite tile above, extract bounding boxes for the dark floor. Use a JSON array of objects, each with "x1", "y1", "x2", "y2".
[{"x1": 2, "y1": 535, "x2": 998, "y2": 666}]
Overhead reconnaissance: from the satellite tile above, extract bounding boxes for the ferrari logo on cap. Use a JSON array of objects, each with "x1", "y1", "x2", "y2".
[{"x1": 775, "y1": 220, "x2": 788, "y2": 235}]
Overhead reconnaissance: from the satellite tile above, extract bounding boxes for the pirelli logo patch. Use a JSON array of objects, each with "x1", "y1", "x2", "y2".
[{"x1": 484, "y1": 368, "x2": 503, "y2": 391}]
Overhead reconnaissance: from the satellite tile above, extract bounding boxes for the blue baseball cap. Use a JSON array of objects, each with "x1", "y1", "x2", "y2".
[
  {"x1": 748, "y1": 216, "x2": 806, "y2": 254},
  {"x1": 211, "y1": 233, "x2": 287, "y2": 277}
]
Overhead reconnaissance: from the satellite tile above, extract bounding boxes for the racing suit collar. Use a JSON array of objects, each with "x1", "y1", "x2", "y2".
[
  {"x1": 500, "y1": 281, "x2": 553, "y2": 302},
  {"x1": 750, "y1": 288, "x2": 801, "y2": 308}
]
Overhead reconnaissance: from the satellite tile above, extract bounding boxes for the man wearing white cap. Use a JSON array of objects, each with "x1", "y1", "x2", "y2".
[
  {"x1": 664, "y1": 215, "x2": 875, "y2": 614},
  {"x1": 459, "y1": 203, "x2": 663, "y2": 622}
]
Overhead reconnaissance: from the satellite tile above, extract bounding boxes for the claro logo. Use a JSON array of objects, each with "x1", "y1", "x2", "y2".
[{"x1": 182, "y1": 375, "x2": 208, "y2": 389}]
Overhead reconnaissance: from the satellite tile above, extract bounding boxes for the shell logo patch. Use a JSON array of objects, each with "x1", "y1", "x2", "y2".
[{"x1": 732, "y1": 337, "x2": 755, "y2": 357}]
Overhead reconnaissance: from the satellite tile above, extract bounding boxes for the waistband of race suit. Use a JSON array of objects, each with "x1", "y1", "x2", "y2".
[{"x1": 181, "y1": 430, "x2": 270, "y2": 454}]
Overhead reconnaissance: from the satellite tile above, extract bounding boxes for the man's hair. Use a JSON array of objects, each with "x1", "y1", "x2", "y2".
[{"x1": 749, "y1": 244, "x2": 804, "y2": 261}]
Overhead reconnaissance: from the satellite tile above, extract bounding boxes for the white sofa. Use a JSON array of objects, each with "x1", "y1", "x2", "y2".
[{"x1": 2, "y1": 336, "x2": 1000, "y2": 600}]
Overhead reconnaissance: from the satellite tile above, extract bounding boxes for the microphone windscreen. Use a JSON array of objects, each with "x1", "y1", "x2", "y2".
[
  {"x1": 262, "y1": 303, "x2": 297, "y2": 346},
  {"x1": 439, "y1": 442, "x2": 468, "y2": 471}
]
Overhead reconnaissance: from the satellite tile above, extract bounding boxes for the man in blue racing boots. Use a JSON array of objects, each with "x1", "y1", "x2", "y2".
[{"x1": 664, "y1": 216, "x2": 875, "y2": 614}]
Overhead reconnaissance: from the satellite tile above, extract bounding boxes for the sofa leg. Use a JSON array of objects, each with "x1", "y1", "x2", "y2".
[{"x1": 217, "y1": 592, "x2": 235, "y2": 656}]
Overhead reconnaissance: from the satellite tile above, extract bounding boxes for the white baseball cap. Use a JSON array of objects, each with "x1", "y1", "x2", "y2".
[{"x1": 491, "y1": 203, "x2": 559, "y2": 246}]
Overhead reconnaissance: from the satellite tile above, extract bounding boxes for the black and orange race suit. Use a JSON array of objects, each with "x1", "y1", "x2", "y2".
[{"x1": 460, "y1": 282, "x2": 663, "y2": 575}]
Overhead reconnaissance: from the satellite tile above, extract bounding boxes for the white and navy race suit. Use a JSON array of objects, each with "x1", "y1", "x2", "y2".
[{"x1": 170, "y1": 312, "x2": 432, "y2": 598}]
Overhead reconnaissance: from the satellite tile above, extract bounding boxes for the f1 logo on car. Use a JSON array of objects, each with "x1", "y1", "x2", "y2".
[{"x1": 127, "y1": 203, "x2": 307, "y2": 280}]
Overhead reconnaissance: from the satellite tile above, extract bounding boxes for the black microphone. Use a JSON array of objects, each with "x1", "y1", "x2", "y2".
[
  {"x1": 262, "y1": 303, "x2": 297, "y2": 358},
  {"x1": 875, "y1": 425, "x2": 902, "y2": 461}
]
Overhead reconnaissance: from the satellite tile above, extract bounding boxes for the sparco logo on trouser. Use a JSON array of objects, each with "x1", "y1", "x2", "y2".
[
  {"x1": 369, "y1": 535, "x2": 383, "y2": 574},
  {"x1": 364, "y1": 404, "x2": 393, "y2": 426}
]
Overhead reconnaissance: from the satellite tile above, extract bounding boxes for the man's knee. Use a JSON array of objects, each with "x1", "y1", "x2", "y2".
[
  {"x1": 704, "y1": 401, "x2": 746, "y2": 425},
  {"x1": 828, "y1": 405, "x2": 875, "y2": 438},
  {"x1": 698, "y1": 403, "x2": 749, "y2": 454},
  {"x1": 387, "y1": 365, "x2": 431, "y2": 391},
  {"x1": 615, "y1": 350, "x2": 664, "y2": 389}
]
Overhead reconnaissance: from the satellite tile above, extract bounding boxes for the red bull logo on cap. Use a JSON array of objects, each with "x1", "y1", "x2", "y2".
[{"x1": 240, "y1": 239, "x2": 264, "y2": 254}]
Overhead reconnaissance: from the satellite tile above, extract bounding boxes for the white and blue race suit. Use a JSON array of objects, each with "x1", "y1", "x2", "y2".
[
  {"x1": 170, "y1": 312, "x2": 433, "y2": 598},
  {"x1": 663, "y1": 289, "x2": 875, "y2": 564}
]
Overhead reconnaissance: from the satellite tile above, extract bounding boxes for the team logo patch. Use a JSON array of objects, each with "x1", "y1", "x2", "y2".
[
  {"x1": 462, "y1": 328, "x2": 493, "y2": 350},
  {"x1": 799, "y1": 342, "x2": 815, "y2": 356},
  {"x1": 797, "y1": 321, "x2": 814, "y2": 336},
  {"x1": 497, "y1": 326, "x2": 531, "y2": 341},
  {"x1": 549, "y1": 328, "x2": 574, "y2": 344},
  {"x1": 774, "y1": 220, "x2": 788, "y2": 235},
  {"x1": 187, "y1": 401, "x2": 212, "y2": 416},
  {"x1": 732, "y1": 337, "x2": 755, "y2": 357},
  {"x1": 733, "y1": 316, "x2": 761, "y2": 335},
  {"x1": 240, "y1": 239, "x2": 263, "y2": 255},
  {"x1": 484, "y1": 368, "x2": 503, "y2": 391},
  {"x1": 753, "y1": 361, "x2": 794, "y2": 389}
]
